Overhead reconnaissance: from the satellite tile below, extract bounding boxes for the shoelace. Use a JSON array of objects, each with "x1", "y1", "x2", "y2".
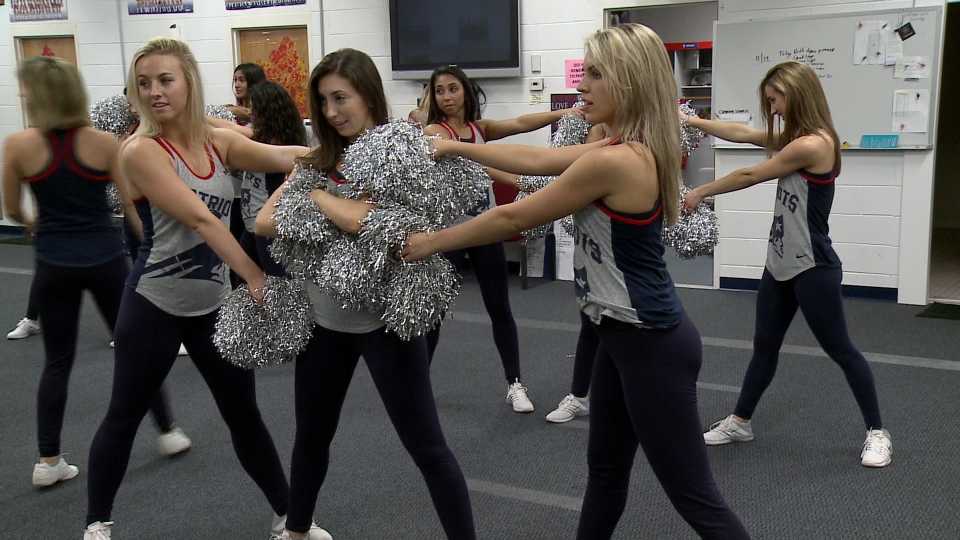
[
  {"x1": 558, "y1": 396, "x2": 582, "y2": 413},
  {"x1": 85, "y1": 522, "x2": 113, "y2": 539},
  {"x1": 507, "y1": 384, "x2": 528, "y2": 400},
  {"x1": 863, "y1": 433, "x2": 890, "y2": 456}
]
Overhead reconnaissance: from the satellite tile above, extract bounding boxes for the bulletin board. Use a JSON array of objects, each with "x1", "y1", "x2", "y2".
[{"x1": 713, "y1": 6, "x2": 942, "y2": 149}]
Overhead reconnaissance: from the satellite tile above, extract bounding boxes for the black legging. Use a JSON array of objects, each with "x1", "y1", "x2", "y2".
[
  {"x1": 287, "y1": 324, "x2": 475, "y2": 538},
  {"x1": 33, "y1": 256, "x2": 173, "y2": 457},
  {"x1": 570, "y1": 319, "x2": 599, "y2": 398},
  {"x1": 577, "y1": 314, "x2": 750, "y2": 540},
  {"x1": 427, "y1": 242, "x2": 521, "y2": 382},
  {"x1": 86, "y1": 291, "x2": 289, "y2": 525},
  {"x1": 734, "y1": 266, "x2": 882, "y2": 428},
  {"x1": 24, "y1": 270, "x2": 41, "y2": 320}
]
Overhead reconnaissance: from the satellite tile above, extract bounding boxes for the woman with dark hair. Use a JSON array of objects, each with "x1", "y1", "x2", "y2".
[
  {"x1": 256, "y1": 48, "x2": 475, "y2": 540},
  {"x1": 423, "y1": 64, "x2": 577, "y2": 413},
  {"x1": 237, "y1": 80, "x2": 307, "y2": 275},
  {"x1": 228, "y1": 62, "x2": 266, "y2": 125},
  {"x1": 686, "y1": 61, "x2": 892, "y2": 468}
]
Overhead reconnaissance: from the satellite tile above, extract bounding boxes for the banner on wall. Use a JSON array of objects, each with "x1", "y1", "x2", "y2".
[
  {"x1": 550, "y1": 93, "x2": 580, "y2": 135},
  {"x1": 128, "y1": 0, "x2": 193, "y2": 15},
  {"x1": 10, "y1": 0, "x2": 68, "y2": 22},
  {"x1": 226, "y1": 0, "x2": 306, "y2": 9}
]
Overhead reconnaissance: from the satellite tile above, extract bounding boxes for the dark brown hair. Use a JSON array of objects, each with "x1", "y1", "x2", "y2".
[
  {"x1": 300, "y1": 48, "x2": 388, "y2": 173},
  {"x1": 426, "y1": 64, "x2": 486, "y2": 126}
]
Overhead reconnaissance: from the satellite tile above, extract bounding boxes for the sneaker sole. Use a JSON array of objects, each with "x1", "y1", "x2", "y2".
[
  {"x1": 33, "y1": 468, "x2": 79, "y2": 487},
  {"x1": 704, "y1": 435, "x2": 754, "y2": 446},
  {"x1": 861, "y1": 457, "x2": 892, "y2": 468},
  {"x1": 512, "y1": 407, "x2": 535, "y2": 414}
]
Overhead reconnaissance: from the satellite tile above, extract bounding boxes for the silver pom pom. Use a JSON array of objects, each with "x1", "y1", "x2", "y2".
[
  {"x1": 105, "y1": 184, "x2": 123, "y2": 215},
  {"x1": 514, "y1": 191, "x2": 553, "y2": 241},
  {"x1": 551, "y1": 106, "x2": 591, "y2": 148},
  {"x1": 213, "y1": 276, "x2": 314, "y2": 369},
  {"x1": 90, "y1": 95, "x2": 135, "y2": 138},
  {"x1": 516, "y1": 175, "x2": 553, "y2": 194},
  {"x1": 205, "y1": 103, "x2": 237, "y2": 123},
  {"x1": 560, "y1": 215, "x2": 575, "y2": 237},
  {"x1": 273, "y1": 164, "x2": 339, "y2": 246},
  {"x1": 663, "y1": 184, "x2": 719, "y2": 259},
  {"x1": 679, "y1": 103, "x2": 705, "y2": 157},
  {"x1": 381, "y1": 256, "x2": 461, "y2": 341}
]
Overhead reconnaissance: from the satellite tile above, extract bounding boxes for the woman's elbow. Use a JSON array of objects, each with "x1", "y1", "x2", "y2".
[{"x1": 254, "y1": 214, "x2": 277, "y2": 237}]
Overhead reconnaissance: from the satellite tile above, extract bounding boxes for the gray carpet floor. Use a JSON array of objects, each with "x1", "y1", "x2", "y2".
[{"x1": 1, "y1": 243, "x2": 958, "y2": 539}]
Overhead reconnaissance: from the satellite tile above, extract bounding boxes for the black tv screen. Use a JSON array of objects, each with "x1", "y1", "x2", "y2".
[{"x1": 389, "y1": 0, "x2": 520, "y2": 79}]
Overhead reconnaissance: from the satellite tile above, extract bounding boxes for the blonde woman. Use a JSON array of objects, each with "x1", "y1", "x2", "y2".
[
  {"x1": 82, "y1": 38, "x2": 328, "y2": 540},
  {"x1": 403, "y1": 25, "x2": 749, "y2": 539},
  {"x1": 685, "y1": 61, "x2": 892, "y2": 468},
  {"x1": 1, "y1": 57, "x2": 189, "y2": 490}
]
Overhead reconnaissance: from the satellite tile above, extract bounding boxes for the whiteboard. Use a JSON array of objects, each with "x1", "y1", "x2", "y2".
[{"x1": 713, "y1": 6, "x2": 942, "y2": 149}]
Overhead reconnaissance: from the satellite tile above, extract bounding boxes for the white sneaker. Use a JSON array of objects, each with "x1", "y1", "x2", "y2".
[
  {"x1": 82, "y1": 521, "x2": 113, "y2": 539},
  {"x1": 271, "y1": 514, "x2": 333, "y2": 540},
  {"x1": 703, "y1": 414, "x2": 755, "y2": 446},
  {"x1": 861, "y1": 429, "x2": 892, "y2": 468},
  {"x1": 177, "y1": 344, "x2": 189, "y2": 356},
  {"x1": 157, "y1": 427, "x2": 192, "y2": 457},
  {"x1": 109, "y1": 341, "x2": 114, "y2": 348},
  {"x1": 32, "y1": 457, "x2": 80, "y2": 487},
  {"x1": 545, "y1": 394, "x2": 589, "y2": 423},
  {"x1": 505, "y1": 381, "x2": 534, "y2": 413},
  {"x1": 7, "y1": 317, "x2": 40, "y2": 339}
]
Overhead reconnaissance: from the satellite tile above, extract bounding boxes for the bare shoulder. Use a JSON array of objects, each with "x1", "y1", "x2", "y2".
[
  {"x1": 785, "y1": 133, "x2": 832, "y2": 156},
  {"x1": 599, "y1": 142, "x2": 654, "y2": 175},
  {"x1": 79, "y1": 126, "x2": 120, "y2": 150},
  {"x1": 210, "y1": 126, "x2": 241, "y2": 155},
  {"x1": 121, "y1": 134, "x2": 166, "y2": 163},
  {"x1": 423, "y1": 123, "x2": 450, "y2": 139},
  {"x1": 3, "y1": 128, "x2": 41, "y2": 151}
]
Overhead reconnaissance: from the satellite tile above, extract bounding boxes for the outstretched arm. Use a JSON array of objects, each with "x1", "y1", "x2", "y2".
[
  {"x1": 480, "y1": 108, "x2": 582, "y2": 141},
  {"x1": 433, "y1": 137, "x2": 608, "y2": 177},
  {"x1": 683, "y1": 136, "x2": 821, "y2": 210},
  {"x1": 683, "y1": 109, "x2": 769, "y2": 147},
  {"x1": 403, "y1": 150, "x2": 615, "y2": 259},
  {"x1": 215, "y1": 128, "x2": 308, "y2": 174}
]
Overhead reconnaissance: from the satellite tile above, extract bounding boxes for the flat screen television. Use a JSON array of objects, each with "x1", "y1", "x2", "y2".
[{"x1": 388, "y1": 0, "x2": 521, "y2": 80}]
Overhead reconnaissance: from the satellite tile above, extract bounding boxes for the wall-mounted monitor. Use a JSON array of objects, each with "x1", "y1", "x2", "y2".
[{"x1": 388, "y1": 0, "x2": 521, "y2": 80}]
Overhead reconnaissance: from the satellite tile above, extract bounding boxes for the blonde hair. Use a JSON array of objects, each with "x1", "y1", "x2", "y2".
[
  {"x1": 759, "y1": 61, "x2": 841, "y2": 171},
  {"x1": 584, "y1": 24, "x2": 681, "y2": 225},
  {"x1": 127, "y1": 37, "x2": 209, "y2": 146},
  {"x1": 18, "y1": 56, "x2": 89, "y2": 131}
]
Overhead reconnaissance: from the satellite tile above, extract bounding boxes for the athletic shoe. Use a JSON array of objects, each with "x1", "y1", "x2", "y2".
[
  {"x1": 32, "y1": 457, "x2": 79, "y2": 487},
  {"x1": 703, "y1": 414, "x2": 755, "y2": 446},
  {"x1": 157, "y1": 427, "x2": 192, "y2": 457},
  {"x1": 177, "y1": 343, "x2": 188, "y2": 356},
  {"x1": 82, "y1": 521, "x2": 113, "y2": 539},
  {"x1": 7, "y1": 317, "x2": 40, "y2": 340},
  {"x1": 505, "y1": 381, "x2": 534, "y2": 413},
  {"x1": 271, "y1": 514, "x2": 333, "y2": 540},
  {"x1": 860, "y1": 429, "x2": 893, "y2": 468},
  {"x1": 109, "y1": 341, "x2": 114, "y2": 348},
  {"x1": 545, "y1": 394, "x2": 589, "y2": 423}
]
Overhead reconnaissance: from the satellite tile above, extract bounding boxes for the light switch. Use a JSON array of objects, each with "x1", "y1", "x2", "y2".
[
  {"x1": 531, "y1": 54, "x2": 542, "y2": 73},
  {"x1": 529, "y1": 78, "x2": 544, "y2": 91}
]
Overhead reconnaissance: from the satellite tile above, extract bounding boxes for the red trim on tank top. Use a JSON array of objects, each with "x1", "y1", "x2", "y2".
[
  {"x1": 800, "y1": 169, "x2": 838, "y2": 185},
  {"x1": 155, "y1": 136, "x2": 216, "y2": 180},
  {"x1": 63, "y1": 130, "x2": 110, "y2": 182},
  {"x1": 594, "y1": 200, "x2": 662, "y2": 226},
  {"x1": 24, "y1": 131, "x2": 65, "y2": 183},
  {"x1": 439, "y1": 121, "x2": 477, "y2": 143},
  {"x1": 328, "y1": 168, "x2": 348, "y2": 185}
]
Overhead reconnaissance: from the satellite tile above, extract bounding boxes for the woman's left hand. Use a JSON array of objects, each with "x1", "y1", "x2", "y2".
[
  {"x1": 682, "y1": 187, "x2": 705, "y2": 212},
  {"x1": 401, "y1": 232, "x2": 437, "y2": 262},
  {"x1": 430, "y1": 138, "x2": 454, "y2": 159}
]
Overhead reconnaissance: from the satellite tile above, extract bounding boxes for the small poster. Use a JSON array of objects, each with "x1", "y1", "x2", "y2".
[
  {"x1": 10, "y1": 0, "x2": 67, "y2": 22},
  {"x1": 128, "y1": 0, "x2": 193, "y2": 15},
  {"x1": 564, "y1": 59, "x2": 584, "y2": 89},
  {"x1": 550, "y1": 93, "x2": 580, "y2": 135},
  {"x1": 226, "y1": 0, "x2": 306, "y2": 9}
]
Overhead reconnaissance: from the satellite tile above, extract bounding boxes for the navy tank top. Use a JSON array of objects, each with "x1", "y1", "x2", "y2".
[
  {"x1": 25, "y1": 128, "x2": 123, "y2": 267},
  {"x1": 572, "y1": 141, "x2": 682, "y2": 329}
]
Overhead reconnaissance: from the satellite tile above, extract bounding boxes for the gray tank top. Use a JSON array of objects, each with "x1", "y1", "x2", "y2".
[
  {"x1": 765, "y1": 168, "x2": 841, "y2": 281},
  {"x1": 306, "y1": 164, "x2": 384, "y2": 334},
  {"x1": 128, "y1": 137, "x2": 235, "y2": 316},
  {"x1": 239, "y1": 170, "x2": 269, "y2": 233}
]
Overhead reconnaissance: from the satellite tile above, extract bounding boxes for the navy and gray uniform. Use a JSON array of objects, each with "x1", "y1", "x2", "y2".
[
  {"x1": 426, "y1": 121, "x2": 522, "y2": 383},
  {"x1": 25, "y1": 128, "x2": 175, "y2": 458},
  {"x1": 734, "y1": 166, "x2": 882, "y2": 429},
  {"x1": 285, "y1": 165, "x2": 475, "y2": 538},
  {"x1": 86, "y1": 136, "x2": 290, "y2": 525},
  {"x1": 238, "y1": 170, "x2": 286, "y2": 275},
  {"x1": 572, "y1": 156, "x2": 749, "y2": 539}
]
